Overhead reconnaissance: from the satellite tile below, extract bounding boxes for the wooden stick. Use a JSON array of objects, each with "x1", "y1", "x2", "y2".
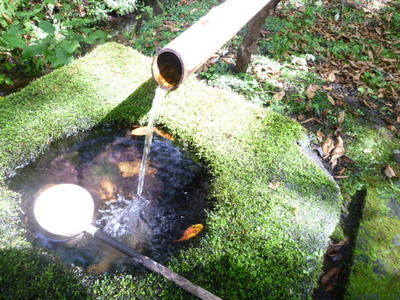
[{"x1": 90, "y1": 228, "x2": 222, "y2": 300}]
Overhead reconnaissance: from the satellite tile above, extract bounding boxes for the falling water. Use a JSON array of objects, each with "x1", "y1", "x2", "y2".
[{"x1": 137, "y1": 87, "x2": 168, "y2": 197}]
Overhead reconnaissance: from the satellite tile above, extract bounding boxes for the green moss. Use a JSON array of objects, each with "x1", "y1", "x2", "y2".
[
  {"x1": 334, "y1": 114, "x2": 400, "y2": 298},
  {"x1": 330, "y1": 224, "x2": 345, "y2": 243},
  {"x1": 0, "y1": 43, "x2": 341, "y2": 299},
  {"x1": 346, "y1": 185, "x2": 400, "y2": 299},
  {"x1": 0, "y1": 42, "x2": 151, "y2": 182}
]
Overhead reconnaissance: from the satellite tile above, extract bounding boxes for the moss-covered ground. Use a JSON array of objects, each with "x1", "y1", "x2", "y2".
[
  {"x1": 341, "y1": 126, "x2": 400, "y2": 299},
  {"x1": 0, "y1": 43, "x2": 341, "y2": 299}
]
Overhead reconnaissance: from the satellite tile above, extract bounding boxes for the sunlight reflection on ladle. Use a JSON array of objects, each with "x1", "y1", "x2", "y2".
[{"x1": 34, "y1": 184, "x2": 94, "y2": 238}]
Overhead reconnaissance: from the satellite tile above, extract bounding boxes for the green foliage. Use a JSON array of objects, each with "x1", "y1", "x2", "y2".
[{"x1": 0, "y1": 0, "x2": 136, "y2": 77}]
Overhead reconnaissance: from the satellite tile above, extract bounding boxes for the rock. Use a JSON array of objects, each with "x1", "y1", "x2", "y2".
[{"x1": 393, "y1": 149, "x2": 400, "y2": 163}]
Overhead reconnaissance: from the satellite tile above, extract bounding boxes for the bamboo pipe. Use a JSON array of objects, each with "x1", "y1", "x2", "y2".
[{"x1": 152, "y1": 0, "x2": 276, "y2": 91}]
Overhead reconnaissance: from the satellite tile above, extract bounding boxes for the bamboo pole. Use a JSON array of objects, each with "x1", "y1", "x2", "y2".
[
  {"x1": 87, "y1": 226, "x2": 222, "y2": 300},
  {"x1": 152, "y1": 0, "x2": 276, "y2": 90}
]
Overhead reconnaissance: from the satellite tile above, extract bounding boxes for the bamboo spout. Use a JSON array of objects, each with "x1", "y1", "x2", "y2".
[{"x1": 152, "y1": 0, "x2": 276, "y2": 91}]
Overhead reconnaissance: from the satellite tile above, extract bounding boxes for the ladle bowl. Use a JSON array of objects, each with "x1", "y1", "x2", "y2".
[{"x1": 34, "y1": 184, "x2": 95, "y2": 239}]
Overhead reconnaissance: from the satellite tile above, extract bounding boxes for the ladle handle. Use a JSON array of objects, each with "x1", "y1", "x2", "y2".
[{"x1": 90, "y1": 228, "x2": 222, "y2": 300}]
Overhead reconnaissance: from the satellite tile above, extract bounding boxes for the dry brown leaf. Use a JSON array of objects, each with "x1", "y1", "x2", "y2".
[
  {"x1": 367, "y1": 49, "x2": 374, "y2": 60},
  {"x1": 328, "y1": 238, "x2": 349, "y2": 254},
  {"x1": 297, "y1": 114, "x2": 306, "y2": 121},
  {"x1": 384, "y1": 165, "x2": 397, "y2": 178},
  {"x1": 269, "y1": 182, "x2": 281, "y2": 189},
  {"x1": 131, "y1": 126, "x2": 148, "y2": 136},
  {"x1": 321, "y1": 267, "x2": 340, "y2": 286},
  {"x1": 306, "y1": 84, "x2": 320, "y2": 99},
  {"x1": 317, "y1": 130, "x2": 325, "y2": 143},
  {"x1": 323, "y1": 138, "x2": 335, "y2": 158},
  {"x1": 273, "y1": 90, "x2": 286, "y2": 101},
  {"x1": 328, "y1": 71, "x2": 337, "y2": 82},
  {"x1": 327, "y1": 95, "x2": 336, "y2": 105},
  {"x1": 330, "y1": 137, "x2": 345, "y2": 168},
  {"x1": 118, "y1": 161, "x2": 141, "y2": 177},
  {"x1": 334, "y1": 126, "x2": 342, "y2": 137},
  {"x1": 154, "y1": 128, "x2": 175, "y2": 141},
  {"x1": 118, "y1": 161, "x2": 156, "y2": 178},
  {"x1": 338, "y1": 111, "x2": 345, "y2": 124},
  {"x1": 341, "y1": 155, "x2": 356, "y2": 165}
]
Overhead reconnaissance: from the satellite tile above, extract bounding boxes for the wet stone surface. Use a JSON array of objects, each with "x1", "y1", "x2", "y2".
[{"x1": 8, "y1": 126, "x2": 208, "y2": 274}]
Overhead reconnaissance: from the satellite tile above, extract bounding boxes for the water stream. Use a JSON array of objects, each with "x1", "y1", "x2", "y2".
[{"x1": 137, "y1": 87, "x2": 168, "y2": 197}]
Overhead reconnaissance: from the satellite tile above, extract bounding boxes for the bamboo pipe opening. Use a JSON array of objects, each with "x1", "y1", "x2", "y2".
[{"x1": 152, "y1": 49, "x2": 184, "y2": 91}]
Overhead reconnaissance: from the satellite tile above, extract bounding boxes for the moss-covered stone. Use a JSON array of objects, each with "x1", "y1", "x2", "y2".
[
  {"x1": 336, "y1": 121, "x2": 400, "y2": 298},
  {"x1": 345, "y1": 184, "x2": 400, "y2": 299},
  {"x1": 0, "y1": 43, "x2": 341, "y2": 299}
]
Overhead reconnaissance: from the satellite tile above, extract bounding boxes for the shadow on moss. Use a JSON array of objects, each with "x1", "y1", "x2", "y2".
[
  {"x1": 0, "y1": 248, "x2": 88, "y2": 299},
  {"x1": 102, "y1": 78, "x2": 157, "y2": 125}
]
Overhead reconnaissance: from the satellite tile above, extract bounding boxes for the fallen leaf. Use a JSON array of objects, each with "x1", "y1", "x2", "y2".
[
  {"x1": 118, "y1": 161, "x2": 156, "y2": 177},
  {"x1": 174, "y1": 224, "x2": 204, "y2": 242},
  {"x1": 384, "y1": 164, "x2": 397, "y2": 178},
  {"x1": 367, "y1": 49, "x2": 374, "y2": 60},
  {"x1": 323, "y1": 138, "x2": 335, "y2": 158},
  {"x1": 337, "y1": 167, "x2": 348, "y2": 175},
  {"x1": 338, "y1": 111, "x2": 345, "y2": 124},
  {"x1": 297, "y1": 114, "x2": 306, "y2": 121},
  {"x1": 328, "y1": 238, "x2": 349, "y2": 254},
  {"x1": 334, "y1": 126, "x2": 342, "y2": 137},
  {"x1": 99, "y1": 178, "x2": 117, "y2": 201},
  {"x1": 131, "y1": 126, "x2": 148, "y2": 136},
  {"x1": 269, "y1": 182, "x2": 281, "y2": 189},
  {"x1": 330, "y1": 137, "x2": 345, "y2": 168},
  {"x1": 168, "y1": 26, "x2": 181, "y2": 32},
  {"x1": 327, "y1": 94, "x2": 336, "y2": 105},
  {"x1": 306, "y1": 84, "x2": 320, "y2": 99},
  {"x1": 341, "y1": 155, "x2": 356, "y2": 165},
  {"x1": 118, "y1": 161, "x2": 141, "y2": 177},
  {"x1": 328, "y1": 71, "x2": 336, "y2": 82},
  {"x1": 154, "y1": 128, "x2": 175, "y2": 141},
  {"x1": 317, "y1": 130, "x2": 325, "y2": 143},
  {"x1": 321, "y1": 267, "x2": 340, "y2": 286},
  {"x1": 272, "y1": 90, "x2": 286, "y2": 101}
]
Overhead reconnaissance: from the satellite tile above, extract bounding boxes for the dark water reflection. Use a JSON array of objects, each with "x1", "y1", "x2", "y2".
[{"x1": 8, "y1": 126, "x2": 208, "y2": 274}]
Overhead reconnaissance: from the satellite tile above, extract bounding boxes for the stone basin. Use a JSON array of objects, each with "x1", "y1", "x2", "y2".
[{"x1": 0, "y1": 43, "x2": 341, "y2": 299}]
